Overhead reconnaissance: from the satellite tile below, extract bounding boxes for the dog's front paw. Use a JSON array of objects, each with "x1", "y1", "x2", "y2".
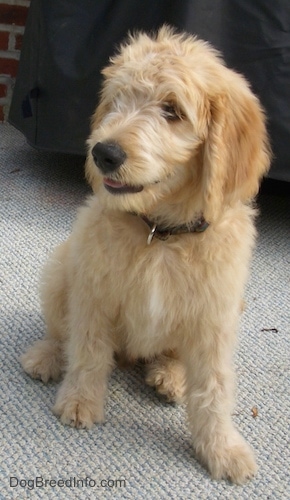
[
  {"x1": 197, "y1": 433, "x2": 257, "y2": 484},
  {"x1": 53, "y1": 383, "x2": 105, "y2": 429}
]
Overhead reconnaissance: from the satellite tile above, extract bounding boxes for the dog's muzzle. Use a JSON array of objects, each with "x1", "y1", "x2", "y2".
[
  {"x1": 91, "y1": 141, "x2": 144, "y2": 195},
  {"x1": 92, "y1": 142, "x2": 126, "y2": 174}
]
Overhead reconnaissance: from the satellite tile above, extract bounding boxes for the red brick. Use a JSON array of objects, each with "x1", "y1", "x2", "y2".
[
  {"x1": 15, "y1": 33, "x2": 23, "y2": 51},
  {"x1": 0, "y1": 31, "x2": 9, "y2": 51},
  {"x1": 0, "y1": 4, "x2": 29, "y2": 27},
  {"x1": 0, "y1": 83, "x2": 7, "y2": 98},
  {"x1": 0, "y1": 105, "x2": 5, "y2": 122},
  {"x1": 0, "y1": 57, "x2": 19, "y2": 77}
]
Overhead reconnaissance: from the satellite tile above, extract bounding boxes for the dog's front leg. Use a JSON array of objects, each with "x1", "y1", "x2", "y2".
[
  {"x1": 183, "y1": 322, "x2": 257, "y2": 484},
  {"x1": 53, "y1": 311, "x2": 114, "y2": 429}
]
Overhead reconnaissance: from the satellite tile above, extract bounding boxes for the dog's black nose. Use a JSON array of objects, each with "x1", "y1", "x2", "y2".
[{"x1": 92, "y1": 142, "x2": 126, "y2": 174}]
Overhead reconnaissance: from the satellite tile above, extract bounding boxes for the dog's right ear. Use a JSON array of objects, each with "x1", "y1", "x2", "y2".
[{"x1": 85, "y1": 84, "x2": 112, "y2": 192}]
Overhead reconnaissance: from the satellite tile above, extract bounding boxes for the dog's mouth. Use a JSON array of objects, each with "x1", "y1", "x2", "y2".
[{"x1": 103, "y1": 177, "x2": 144, "y2": 195}]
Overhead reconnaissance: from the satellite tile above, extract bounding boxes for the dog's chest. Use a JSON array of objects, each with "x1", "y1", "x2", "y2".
[{"x1": 111, "y1": 239, "x2": 194, "y2": 354}]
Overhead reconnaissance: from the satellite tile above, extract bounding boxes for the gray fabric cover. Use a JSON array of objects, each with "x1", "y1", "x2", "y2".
[{"x1": 8, "y1": 0, "x2": 290, "y2": 181}]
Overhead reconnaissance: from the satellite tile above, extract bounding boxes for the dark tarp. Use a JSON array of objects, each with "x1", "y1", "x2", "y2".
[{"x1": 8, "y1": 0, "x2": 290, "y2": 181}]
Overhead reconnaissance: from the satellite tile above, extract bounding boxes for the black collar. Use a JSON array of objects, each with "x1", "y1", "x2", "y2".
[{"x1": 131, "y1": 213, "x2": 209, "y2": 244}]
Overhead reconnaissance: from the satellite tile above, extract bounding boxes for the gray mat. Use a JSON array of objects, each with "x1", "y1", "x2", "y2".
[{"x1": 0, "y1": 123, "x2": 289, "y2": 499}]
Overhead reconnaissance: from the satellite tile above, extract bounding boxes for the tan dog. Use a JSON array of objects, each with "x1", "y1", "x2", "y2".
[{"x1": 21, "y1": 27, "x2": 271, "y2": 483}]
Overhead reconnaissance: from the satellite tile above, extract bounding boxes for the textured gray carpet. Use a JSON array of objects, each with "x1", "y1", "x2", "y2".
[{"x1": 0, "y1": 122, "x2": 289, "y2": 499}]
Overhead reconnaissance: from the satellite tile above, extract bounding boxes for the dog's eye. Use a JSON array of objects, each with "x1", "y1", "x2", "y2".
[{"x1": 161, "y1": 103, "x2": 183, "y2": 122}]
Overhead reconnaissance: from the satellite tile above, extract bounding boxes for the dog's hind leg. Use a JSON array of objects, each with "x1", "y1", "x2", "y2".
[
  {"x1": 21, "y1": 241, "x2": 68, "y2": 382},
  {"x1": 145, "y1": 350, "x2": 186, "y2": 403},
  {"x1": 21, "y1": 337, "x2": 64, "y2": 383}
]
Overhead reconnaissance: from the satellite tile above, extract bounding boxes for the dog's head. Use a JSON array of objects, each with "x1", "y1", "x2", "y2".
[{"x1": 86, "y1": 26, "x2": 270, "y2": 223}]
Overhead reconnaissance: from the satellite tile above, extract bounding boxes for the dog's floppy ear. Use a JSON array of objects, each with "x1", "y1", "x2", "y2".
[
  {"x1": 85, "y1": 85, "x2": 112, "y2": 192},
  {"x1": 202, "y1": 81, "x2": 271, "y2": 221}
]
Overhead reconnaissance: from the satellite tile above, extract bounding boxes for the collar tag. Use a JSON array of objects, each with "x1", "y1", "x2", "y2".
[{"x1": 147, "y1": 224, "x2": 157, "y2": 245}]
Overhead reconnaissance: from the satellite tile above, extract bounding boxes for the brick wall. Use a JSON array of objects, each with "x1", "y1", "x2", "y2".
[{"x1": 0, "y1": 0, "x2": 30, "y2": 121}]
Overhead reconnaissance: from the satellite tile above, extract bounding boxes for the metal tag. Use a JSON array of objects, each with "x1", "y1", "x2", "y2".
[{"x1": 147, "y1": 224, "x2": 157, "y2": 245}]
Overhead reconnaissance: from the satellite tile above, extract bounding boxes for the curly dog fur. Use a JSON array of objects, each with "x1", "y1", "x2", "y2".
[{"x1": 21, "y1": 26, "x2": 271, "y2": 483}]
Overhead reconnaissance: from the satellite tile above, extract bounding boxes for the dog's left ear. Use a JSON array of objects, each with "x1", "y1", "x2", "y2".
[{"x1": 202, "y1": 80, "x2": 271, "y2": 221}]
